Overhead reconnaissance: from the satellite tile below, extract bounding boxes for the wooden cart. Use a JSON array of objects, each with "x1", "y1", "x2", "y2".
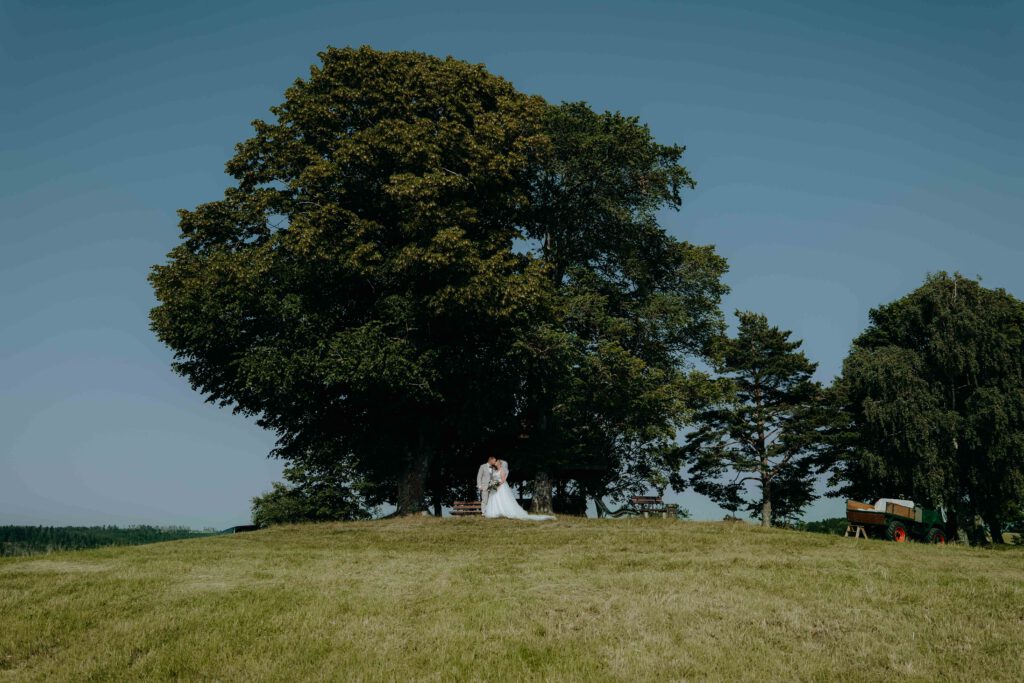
[{"x1": 845, "y1": 499, "x2": 949, "y2": 543}]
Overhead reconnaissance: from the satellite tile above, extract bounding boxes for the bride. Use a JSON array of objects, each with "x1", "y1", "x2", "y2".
[{"x1": 483, "y1": 458, "x2": 555, "y2": 521}]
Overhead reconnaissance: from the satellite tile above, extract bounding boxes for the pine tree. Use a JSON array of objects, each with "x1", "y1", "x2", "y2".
[{"x1": 685, "y1": 312, "x2": 830, "y2": 527}]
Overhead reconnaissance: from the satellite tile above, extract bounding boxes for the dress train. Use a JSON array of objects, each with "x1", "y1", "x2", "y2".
[{"x1": 483, "y1": 483, "x2": 555, "y2": 521}]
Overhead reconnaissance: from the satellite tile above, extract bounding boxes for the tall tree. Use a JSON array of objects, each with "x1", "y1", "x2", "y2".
[
  {"x1": 149, "y1": 46, "x2": 550, "y2": 514},
  {"x1": 515, "y1": 102, "x2": 728, "y2": 513},
  {"x1": 830, "y1": 273, "x2": 1024, "y2": 542},
  {"x1": 685, "y1": 312, "x2": 829, "y2": 527}
]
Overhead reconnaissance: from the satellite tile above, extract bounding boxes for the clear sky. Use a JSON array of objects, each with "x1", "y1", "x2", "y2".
[{"x1": 1, "y1": 0, "x2": 1021, "y2": 528}]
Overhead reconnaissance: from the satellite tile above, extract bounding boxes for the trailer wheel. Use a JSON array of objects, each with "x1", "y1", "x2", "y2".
[
  {"x1": 886, "y1": 520, "x2": 908, "y2": 542},
  {"x1": 925, "y1": 528, "x2": 947, "y2": 544}
]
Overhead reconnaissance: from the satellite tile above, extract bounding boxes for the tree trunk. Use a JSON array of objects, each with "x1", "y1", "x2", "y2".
[
  {"x1": 988, "y1": 514, "x2": 1005, "y2": 544},
  {"x1": 760, "y1": 479, "x2": 772, "y2": 528},
  {"x1": 397, "y1": 435, "x2": 430, "y2": 516},
  {"x1": 531, "y1": 471, "x2": 553, "y2": 514},
  {"x1": 945, "y1": 502, "x2": 966, "y2": 543},
  {"x1": 427, "y1": 447, "x2": 446, "y2": 517},
  {"x1": 397, "y1": 459, "x2": 428, "y2": 515}
]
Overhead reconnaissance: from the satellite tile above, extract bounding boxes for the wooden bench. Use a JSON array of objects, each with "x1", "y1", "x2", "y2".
[
  {"x1": 451, "y1": 500, "x2": 482, "y2": 516},
  {"x1": 631, "y1": 496, "x2": 669, "y2": 518},
  {"x1": 596, "y1": 496, "x2": 679, "y2": 519}
]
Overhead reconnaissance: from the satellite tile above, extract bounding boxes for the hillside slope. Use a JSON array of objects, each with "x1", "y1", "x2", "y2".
[{"x1": 1, "y1": 517, "x2": 1021, "y2": 682}]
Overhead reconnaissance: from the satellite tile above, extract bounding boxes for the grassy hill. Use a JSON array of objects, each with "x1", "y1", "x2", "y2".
[{"x1": 1, "y1": 517, "x2": 1021, "y2": 682}]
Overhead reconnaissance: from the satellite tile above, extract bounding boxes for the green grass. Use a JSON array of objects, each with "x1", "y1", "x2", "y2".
[{"x1": 2, "y1": 517, "x2": 1022, "y2": 682}]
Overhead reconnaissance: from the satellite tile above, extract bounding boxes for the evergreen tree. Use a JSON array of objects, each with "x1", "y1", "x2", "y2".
[{"x1": 685, "y1": 312, "x2": 830, "y2": 527}]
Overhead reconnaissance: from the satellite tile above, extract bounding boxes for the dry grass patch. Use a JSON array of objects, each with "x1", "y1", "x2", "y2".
[
  {"x1": 1, "y1": 517, "x2": 1021, "y2": 682},
  {"x1": 0, "y1": 560, "x2": 111, "y2": 575}
]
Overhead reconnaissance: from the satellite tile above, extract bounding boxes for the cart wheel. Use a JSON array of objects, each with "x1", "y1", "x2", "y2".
[
  {"x1": 925, "y1": 528, "x2": 946, "y2": 544},
  {"x1": 886, "y1": 520, "x2": 908, "y2": 542}
]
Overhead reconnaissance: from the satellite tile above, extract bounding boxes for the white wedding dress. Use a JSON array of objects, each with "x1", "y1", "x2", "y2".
[{"x1": 484, "y1": 477, "x2": 555, "y2": 521}]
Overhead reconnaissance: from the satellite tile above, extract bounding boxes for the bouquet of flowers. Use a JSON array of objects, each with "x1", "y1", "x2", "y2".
[{"x1": 487, "y1": 479, "x2": 501, "y2": 493}]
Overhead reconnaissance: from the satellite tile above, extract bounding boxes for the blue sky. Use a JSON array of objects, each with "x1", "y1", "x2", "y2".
[{"x1": 1, "y1": 0, "x2": 1021, "y2": 528}]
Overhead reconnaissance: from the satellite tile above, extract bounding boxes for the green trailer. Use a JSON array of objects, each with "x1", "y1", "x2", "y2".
[{"x1": 846, "y1": 499, "x2": 950, "y2": 543}]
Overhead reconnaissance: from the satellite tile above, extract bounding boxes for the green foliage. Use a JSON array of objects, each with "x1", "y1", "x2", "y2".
[
  {"x1": 149, "y1": 47, "x2": 728, "y2": 518},
  {"x1": 0, "y1": 526, "x2": 214, "y2": 557},
  {"x1": 251, "y1": 461, "x2": 375, "y2": 526},
  {"x1": 513, "y1": 101, "x2": 728, "y2": 509},
  {"x1": 685, "y1": 311, "x2": 831, "y2": 527},
  {"x1": 830, "y1": 272, "x2": 1024, "y2": 542},
  {"x1": 150, "y1": 46, "x2": 552, "y2": 514}
]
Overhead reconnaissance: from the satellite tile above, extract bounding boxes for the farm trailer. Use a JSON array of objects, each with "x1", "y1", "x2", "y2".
[{"x1": 846, "y1": 499, "x2": 950, "y2": 543}]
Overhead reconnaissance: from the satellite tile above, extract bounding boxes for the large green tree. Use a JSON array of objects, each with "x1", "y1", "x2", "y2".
[
  {"x1": 684, "y1": 312, "x2": 830, "y2": 527},
  {"x1": 830, "y1": 273, "x2": 1024, "y2": 542},
  {"x1": 150, "y1": 49, "x2": 727, "y2": 518},
  {"x1": 150, "y1": 46, "x2": 550, "y2": 514},
  {"x1": 514, "y1": 102, "x2": 728, "y2": 513}
]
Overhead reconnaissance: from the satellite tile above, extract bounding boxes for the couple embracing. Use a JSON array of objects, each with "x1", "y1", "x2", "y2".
[{"x1": 475, "y1": 456, "x2": 555, "y2": 521}]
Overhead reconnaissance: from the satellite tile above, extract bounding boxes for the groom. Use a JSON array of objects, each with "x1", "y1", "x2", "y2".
[{"x1": 476, "y1": 456, "x2": 498, "y2": 511}]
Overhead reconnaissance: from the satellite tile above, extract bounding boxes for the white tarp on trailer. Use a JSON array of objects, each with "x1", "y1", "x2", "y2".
[{"x1": 873, "y1": 498, "x2": 915, "y2": 511}]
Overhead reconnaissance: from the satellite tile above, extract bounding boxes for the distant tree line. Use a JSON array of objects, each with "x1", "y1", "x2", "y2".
[
  {"x1": 0, "y1": 526, "x2": 216, "y2": 557},
  {"x1": 149, "y1": 47, "x2": 1024, "y2": 542}
]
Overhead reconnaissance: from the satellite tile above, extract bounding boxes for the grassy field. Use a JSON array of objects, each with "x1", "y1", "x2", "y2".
[{"x1": 1, "y1": 517, "x2": 1022, "y2": 682}]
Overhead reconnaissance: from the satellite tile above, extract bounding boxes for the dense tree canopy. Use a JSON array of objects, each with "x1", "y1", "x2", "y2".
[
  {"x1": 830, "y1": 273, "x2": 1024, "y2": 541},
  {"x1": 684, "y1": 312, "x2": 830, "y2": 527},
  {"x1": 511, "y1": 103, "x2": 728, "y2": 513},
  {"x1": 148, "y1": 48, "x2": 1024, "y2": 529},
  {"x1": 150, "y1": 46, "x2": 551, "y2": 514},
  {"x1": 150, "y1": 47, "x2": 727, "y2": 517}
]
